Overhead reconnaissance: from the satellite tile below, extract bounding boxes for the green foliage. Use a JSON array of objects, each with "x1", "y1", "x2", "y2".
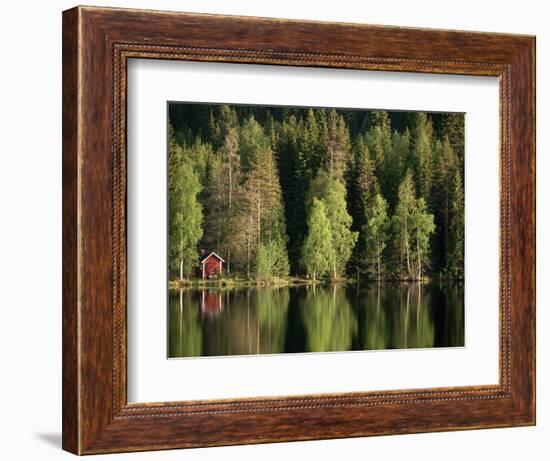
[
  {"x1": 362, "y1": 286, "x2": 389, "y2": 350},
  {"x1": 431, "y1": 137, "x2": 464, "y2": 278},
  {"x1": 300, "y1": 286, "x2": 358, "y2": 352},
  {"x1": 364, "y1": 193, "x2": 390, "y2": 280},
  {"x1": 302, "y1": 198, "x2": 335, "y2": 281},
  {"x1": 307, "y1": 170, "x2": 358, "y2": 278},
  {"x1": 366, "y1": 111, "x2": 392, "y2": 186},
  {"x1": 352, "y1": 135, "x2": 379, "y2": 219},
  {"x1": 442, "y1": 113, "x2": 465, "y2": 171},
  {"x1": 210, "y1": 105, "x2": 239, "y2": 149},
  {"x1": 387, "y1": 129, "x2": 409, "y2": 206},
  {"x1": 168, "y1": 105, "x2": 464, "y2": 282},
  {"x1": 239, "y1": 116, "x2": 271, "y2": 175},
  {"x1": 410, "y1": 198, "x2": 436, "y2": 279},
  {"x1": 412, "y1": 112, "x2": 434, "y2": 204},
  {"x1": 243, "y1": 137, "x2": 289, "y2": 277},
  {"x1": 324, "y1": 110, "x2": 352, "y2": 180},
  {"x1": 168, "y1": 133, "x2": 203, "y2": 279},
  {"x1": 254, "y1": 288, "x2": 290, "y2": 353},
  {"x1": 168, "y1": 291, "x2": 202, "y2": 357},
  {"x1": 256, "y1": 239, "x2": 289, "y2": 280},
  {"x1": 446, "y1": 169, "x2": 465, "y2": 278},
  {"x1": 392, "y1": 171, "x2": 417, "y2": 279}
]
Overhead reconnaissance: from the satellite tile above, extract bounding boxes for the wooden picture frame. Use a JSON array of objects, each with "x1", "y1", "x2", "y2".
[{"x1": 62, "y1": 5, "x2": 536, "y2": 455}]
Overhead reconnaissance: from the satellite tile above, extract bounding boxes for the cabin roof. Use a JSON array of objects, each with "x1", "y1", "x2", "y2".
[{"x1": 200, "y1": 251, "x2": 225, "y2": 263}]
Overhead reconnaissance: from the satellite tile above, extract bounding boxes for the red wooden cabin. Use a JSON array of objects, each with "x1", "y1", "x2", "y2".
[{"x1": 198, "y1": 252, "x2": 224, "y2": 279}]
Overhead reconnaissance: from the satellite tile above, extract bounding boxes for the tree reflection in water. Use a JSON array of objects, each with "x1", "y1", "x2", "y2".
[
  {"x1": 168, "y1": 283, "x2": 463, "y2": 358},
  {"x1": 300, "y1": 285, "x2": 357, "y2": 353}
]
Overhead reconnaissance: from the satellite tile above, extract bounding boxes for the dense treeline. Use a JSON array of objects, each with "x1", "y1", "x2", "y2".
[{"x1": 168, "y1": 104, "x2": 464, "y2": 282}]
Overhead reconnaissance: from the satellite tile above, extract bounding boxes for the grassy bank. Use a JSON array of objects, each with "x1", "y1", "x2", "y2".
[{"x1": 168, "y1": 276, "x2": 355, "y2": 290}]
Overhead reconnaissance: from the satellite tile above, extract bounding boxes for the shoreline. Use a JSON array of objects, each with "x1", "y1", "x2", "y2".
[
  {"x1": 168, "y1": 277, "x2": 463, "y2": 290},
  {"x1": 168, "y1": 277, "x2": 331, "y2": 290}
]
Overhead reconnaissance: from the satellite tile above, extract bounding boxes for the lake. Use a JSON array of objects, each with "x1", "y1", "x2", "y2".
[{"x1": 168, "y1": 283, "x2": 464, "y2": 358}]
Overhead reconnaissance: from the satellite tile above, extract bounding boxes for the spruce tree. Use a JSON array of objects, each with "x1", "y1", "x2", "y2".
[
  {"x1": 412, "y1": 112, "x2": 434, "y2": 204},
  {"x1": 442, "y1": 113, "x2": 465, "y2": 173},
  {"x1": 447, "y1": 169, "x2": 465, "y2": 278},
  {"x1": 324, "y1": 110, "x2": 352, "y2": 181},
  {"x1": 366, "y1": 111, "x2": 392, "y2": 192}
]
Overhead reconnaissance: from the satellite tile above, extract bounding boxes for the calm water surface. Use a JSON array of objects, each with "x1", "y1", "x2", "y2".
[{"x1": 168, "y1": 284, "x2": 464, "y2": 358}]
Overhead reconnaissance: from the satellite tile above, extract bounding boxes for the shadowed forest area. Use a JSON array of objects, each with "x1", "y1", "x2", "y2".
[{"x1": 168, "y1": 103, "x2": 464, "y2": 284}]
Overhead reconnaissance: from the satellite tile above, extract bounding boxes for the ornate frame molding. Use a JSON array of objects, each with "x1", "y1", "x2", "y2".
[{"x1": 63, "y1": 6, "x2": 535, "y2": 454}]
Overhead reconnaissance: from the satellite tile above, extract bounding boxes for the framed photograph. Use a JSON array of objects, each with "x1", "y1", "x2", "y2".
[{"x1": 62, "y1": 6, "x2": 535, "y2": 455}]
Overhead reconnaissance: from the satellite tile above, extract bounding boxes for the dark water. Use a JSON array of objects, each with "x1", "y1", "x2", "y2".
[{"x1": 168, "y1": 283, "x2": 464, "y2": 358}]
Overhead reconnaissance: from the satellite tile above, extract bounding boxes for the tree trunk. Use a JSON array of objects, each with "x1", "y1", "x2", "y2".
[
  {"x1": 179, "y1": 256, "x2": 184, "y2": 280},
  {"x1": 376, "y1": 281, "x2": 381, "y2": 314},
  {"x1": 444, "y1": 194, "x2": 449, "y2": 267},
  {"x1": 257, "y1": 185, "x2": 261, "y2": 247},
  {"x1": 228, "y1": 161, "x2": 232, "y2": 209},
  {"x1": 246, "y1": 236, "x2": 250, "y2": 279},
  {"x1": 405, "y1": 283, "x2": 411, "y2": 347},
  {"x1": 417, "y1": 230, "x2": 421, "y2": 280},
  {"x1": 405, "y1": 217, "x2": 412, "y2": 279},
  {"x1": 256, "y1": 315, "x2": 260, "y2": 354},
  {"x1": 376, "y1": 240, "x2": 381, "y2": 281}
]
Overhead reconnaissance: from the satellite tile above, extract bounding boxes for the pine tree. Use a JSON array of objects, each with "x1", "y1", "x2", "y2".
[
  {"x1": 447, "y1": 168, "x2": 464, "y2": 278},
  {"x1": 242, "y1": 120, "x2": 289, "y2": 279},
  {"x1": 366, "y1": 111, "x2": 392, "y2": 190},
  {"x1": 298, "y1": 108, "x2": 322, "y2": 173},
  {"x1": 210, "y1": 105, "x2": 238, "y2": 150},
  {"x1": 239, "y1": 116, "x2": 271, "y2": 175},
  {"x1": 348, "y1": 136, "x2": 379, "y2": 279},
  {"x1": 442, "y1": 113, "x2": 465, "y2": 173},
  {"x1": 276, "y1": 115, "x2": 308, "y2": 273},
  {"x1": 412, "y1": 112, "x2": 434, "y2": 204},
  {"x1": 386, "y1": 129, "x2": 409, "y2": 208},
  {"x1": 353, "y1": 135, "x2": 379, "y2": 218},
  {"x1": 431, "y1": 137, "x2": 457, "y2": 276},
  {"x1": 216, "y1": 125, "x2": 241, "y2": 274},
  {"x1": 324, "y1": 110, "x2": 352, "y2": 181}
]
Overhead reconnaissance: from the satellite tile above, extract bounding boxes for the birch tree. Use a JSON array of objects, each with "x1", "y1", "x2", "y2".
[
  {"x1": 302, "y1": 198, "x2": 334, "y2": 281},
  {"x1": 168, "y1": 140, "x2": 203, "y2": 279},
  {"x1": 410, "y1": 198, "x2": 435, "y2": 280},
  {"x1": 393, "y1": 171, "x2": 416, "y2": 279},
  {"x1": 364, "y1": 193, "x2": 390, "y2": 281}
]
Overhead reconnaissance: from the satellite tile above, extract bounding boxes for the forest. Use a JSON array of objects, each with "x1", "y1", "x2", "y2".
[{"x1": 168, "y1": 103, "x2": 464, "y2": 284}]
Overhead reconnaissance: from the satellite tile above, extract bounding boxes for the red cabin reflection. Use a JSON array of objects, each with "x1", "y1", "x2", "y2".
[{"x1": 200, "y1": 291, "x2": 223, "y2": 317}]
